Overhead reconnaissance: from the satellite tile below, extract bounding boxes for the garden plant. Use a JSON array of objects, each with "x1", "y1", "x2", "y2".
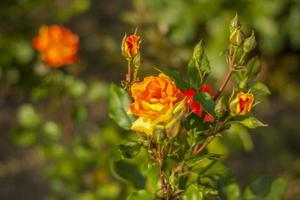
[{"x1": 108, "y1": 15, "x2": 287, "y2": 200}]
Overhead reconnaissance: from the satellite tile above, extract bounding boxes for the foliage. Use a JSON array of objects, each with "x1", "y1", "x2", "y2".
[
  {"x1": 0, "y1": 0, "x2": 296, "y2": 199},
  {"x1": 109, "y1": 16, "x2": 287, "y2": 199}
]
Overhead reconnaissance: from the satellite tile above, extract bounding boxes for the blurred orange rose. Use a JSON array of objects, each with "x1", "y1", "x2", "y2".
[
  {"x1": 32, "y1": 25, "x2": 79, "y2": 67},
  {"x1": 230, "y1": 92, "x2": 254, "y2": 115},
  {"x1": 122, "y1": 34, "x2": 140, "y2": 58},
  {"x1": 129, "y1": 73, "x2": 185, "y2": 136}
]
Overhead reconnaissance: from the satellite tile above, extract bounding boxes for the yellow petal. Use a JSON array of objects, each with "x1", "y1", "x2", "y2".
[
  {"x1": 152, "y1": 105, "x2": 173, "y2": 125},
  {"x1": 131, "y1": 117, "x2": 154, "y2": 136},
  {"x1": 141, "y1": 101, "x2": 164, "y2": 111}
]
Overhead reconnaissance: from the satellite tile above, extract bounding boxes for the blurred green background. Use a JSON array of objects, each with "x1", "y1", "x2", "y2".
[{"x1": 0, "y1": 0, "x2": 299, "y2": 199}]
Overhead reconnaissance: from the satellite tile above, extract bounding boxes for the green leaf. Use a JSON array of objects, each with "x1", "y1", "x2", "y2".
[
  {"x1": 243, "y1": 176, "x2": 288, "y2": 200},
  {"x1": 108, "y1": 84, "x2": 135, "y2": 130},
  {"x1": 203, "y1": 161, "x2": 241, "y2": 200},
  {"x1": 11, "y1": 127, "x2": 37, "y2": 147},
  {"x1": 188, "y1": 59, "x2": 201, "y2": 89},
  {"x1": 186, "y1": 152, "x2": 220, "y2": 168},
  {"x1": 127, "y1": 190, "x2": 153, "y2": 200},
  {"x1": 119, "y1": 139, "x2": 141, "y2": 158},
  {"x1": 240, "y1": 117, "x2": 268, "y2": 129},
  {"x1": 251, "y1": 82, "x2": 271, "y2": 100},
  {"x1": 111, "y1": 160, "x2": 146, "y2": 189},
  {"x1": 154, "y1": 67, "x2": 189, "y2": 90},
  {"x1": 182, "y1": 184, "x2": 204, "y2": 200},
  {"x1": 194, "y1": 92, "x2": 216, "y2": 116},
  {"x1": 247, "y1": 57, "x2": 261, "y2": 79},
  {"x1": 187, "y1": 41, "x2": 211, "y2": 89}
]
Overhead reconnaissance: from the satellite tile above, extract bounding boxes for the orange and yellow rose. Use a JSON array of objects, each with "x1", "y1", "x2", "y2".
[
  {"x1": 32, "y1": 25, "x2": 79, "y2": 67},
  {"x1": 230, "y1": 92, "x2": 254, "y2": 115},
  {"x1": 129, "y1": 73, "x2": 185, "y2": 136},
  {"x1": 122, "y1": 34, "x2": 141, "y2": 58}
]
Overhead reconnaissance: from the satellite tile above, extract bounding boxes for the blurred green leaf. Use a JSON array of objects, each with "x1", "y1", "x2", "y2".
[
  {"x1": 43, "y1": 121, "x2": 61, "y2": 142},
  {"x1": 11, "y1": 128, "x2": 37, "y2": 147},
  {"x1": 182, "y1": 184, "x2": 203, "y2": 200},
  {"x1": 65, "y1": 77, "x2": 86, "y2": 99},
  {"x1": 108, "y1": 84, "x2": 135, "y2": 130},
  {"x1": 251, "y1": 82, "x2": 271, "y2": 99},
  {"x1": 17, "y1": 104, "x2": 41, "y2": 128},
  {"x1": 199, "y1": 161, "x2": 241, "y2": 200},
  {"x1": 240, "y1": 117, "x2": 268, "y2": 129},
  {"x1": 72, "y1": 105, "x2": 88, "y2": 125},
  {"x1": 111, "y1": 160, "x2": 146, "y2": 189},
  {"x1": 127, "y1": 190, "x2": 153, "y2": 200},
  {"x1": 243, "y1": 176, "x2": 288, "y2": 200},
  {"x1": 13, "y1": 40, "x2": 34, "y2": 64},
  {"x1": 87, "y1": 81, "x2": 108, "y2": 102},
  {"x1": 96, "y1": 183, "x2": 121, "y2": 199},
  {"x1": 226, "y1": 124, "x2": 253, "y2": 152},
  {"x1": 119, "y1": 139, "x2": 141, "y2": 159}
]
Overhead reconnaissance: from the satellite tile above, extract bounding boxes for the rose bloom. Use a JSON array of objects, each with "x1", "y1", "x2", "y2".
[
  {"x1": 32, "y1": 25, "x2": 79, "y2": 67},
  {"x1": 122, "y1": 34, "x2": 140, "y2": 58},
  {"x1": 129, "y1": 73, "x2": 185, "y2": 136},
  {"x1": 230, "y1": 92, "x2": 254, "y2": 115},
  {"x1": 183, "y1": 84, "x2": 215, "y2": 122}
]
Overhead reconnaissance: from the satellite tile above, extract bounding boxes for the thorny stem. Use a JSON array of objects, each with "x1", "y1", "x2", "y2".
[
  {"x1": 214, "y1": 70, "x2": 233, "y2": 100},
  {"x1": 157, "y1": 144, "x2": 170, "y2": 199},
  {"x1": 214, "y1": 46, "x2": 236, "y2": 100},
  {"x1": 193, "y1": 134, "x2": 217, "y2": 155},
  {"x1": 133, "y1": 66, "x2": 138, "y2": 82}
]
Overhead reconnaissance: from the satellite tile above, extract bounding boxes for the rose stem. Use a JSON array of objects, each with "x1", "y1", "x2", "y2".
[
  {"x1": 157, "y1": 144, "x2": 169, "y2": 199},
  {"x1": 126, "y1": 60, "x2": 131, "y2": 83}
]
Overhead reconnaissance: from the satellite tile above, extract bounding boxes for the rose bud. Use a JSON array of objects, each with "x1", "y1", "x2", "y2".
[
  {"x1": 230, "y1": 92, "x2": 254, "y2": 115},
  {"x1": 230, "y1": 13, "x2": 241, "y2": 33},
  {"x1": 230, "y1": 29, "x2": 244, "y2": 46},
  {"x1": 121, "y1": 34, "x2": 141, "y2": 59},
  {"x1": 243, "y1": 31, "x2": 257, "y2": 53}
]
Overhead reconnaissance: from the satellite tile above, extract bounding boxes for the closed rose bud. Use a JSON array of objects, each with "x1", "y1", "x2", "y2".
[
  {"x1": 121, "y1": 34, "x2": 141, "y2": 59},
  {"x1": 230, "y1": 13, "x2": 241, "y2": 33},
  {"x1": 230, "y1": 92, "x2": 254, "y2": 115},
  {"x1": 243, "y1": 31, "x2": 256, "y2": 52},
  {"x1": 230, "y1": 29, "x2": 244, "y2": 46}
]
